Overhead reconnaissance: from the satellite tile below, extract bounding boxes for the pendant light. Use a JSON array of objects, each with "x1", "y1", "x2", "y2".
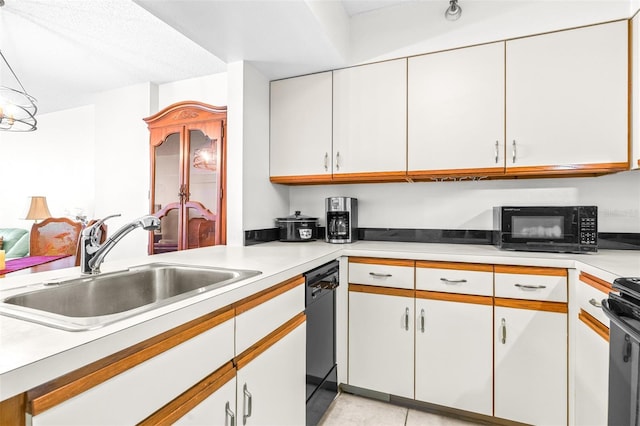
[{"x1": 0, "y1": 49, "x2": 37, "y2": 132}]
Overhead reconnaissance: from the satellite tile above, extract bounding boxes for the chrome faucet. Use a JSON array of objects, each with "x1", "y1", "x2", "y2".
[{"x1": 80, "y1": 214, "x2": 160, "y2": 275}]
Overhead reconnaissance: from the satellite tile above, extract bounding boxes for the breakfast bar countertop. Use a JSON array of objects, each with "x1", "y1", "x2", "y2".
[{"x1": 1, "y1": 240, "x2": 638, "y2": 401}]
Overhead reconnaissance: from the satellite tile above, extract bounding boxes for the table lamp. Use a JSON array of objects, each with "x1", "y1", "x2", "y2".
[{"x1": 25, "y1": 196, "x2": 52, "y2": 223}]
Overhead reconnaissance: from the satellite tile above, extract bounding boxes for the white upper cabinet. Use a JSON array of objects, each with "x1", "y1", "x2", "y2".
[
  {"x1": 632, "y1": 14, "x2": 640, "y2": 170},
  {"x1": 408, "y1": 42, "x2": 505, "y2": 177},
  {"x1": 333, "y1": 59, "x2": 408, "y2": 179},
  {"x1": 506, "y1": 20, "x2": 629, "y2": 173},
  {"x1": 270, "y1": 72, "x2": 333, "y2": 182}
]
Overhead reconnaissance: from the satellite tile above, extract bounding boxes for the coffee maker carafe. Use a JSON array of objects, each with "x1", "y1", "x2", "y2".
[{"x1": 326, "y1": 197, "x2": 357, "y2": 243}]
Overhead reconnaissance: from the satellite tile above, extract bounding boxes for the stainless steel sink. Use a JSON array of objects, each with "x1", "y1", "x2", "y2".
[{"x1": 0, "y1": 263, "x2": 261, "y2": 331}]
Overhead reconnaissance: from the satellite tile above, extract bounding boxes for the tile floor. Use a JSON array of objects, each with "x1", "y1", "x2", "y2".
[{"x1": 319, "y1": 393, "x2": 486, "y2": 426}]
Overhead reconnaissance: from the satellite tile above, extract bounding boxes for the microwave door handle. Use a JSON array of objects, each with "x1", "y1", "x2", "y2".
[{"x1": 602, "y1": 299, "x2": 640, "y2": 342}]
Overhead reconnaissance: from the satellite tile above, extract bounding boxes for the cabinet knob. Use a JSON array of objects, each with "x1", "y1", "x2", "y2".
[
  {"x1": 501, "y1": 318, "x2": 507, "y2": 344},
  {"x1": 512, "y1": 140, "x2": 517, "y2": 164},
  {"x1": 495, "y1": 141, "x2": 499, "y2": 164}
]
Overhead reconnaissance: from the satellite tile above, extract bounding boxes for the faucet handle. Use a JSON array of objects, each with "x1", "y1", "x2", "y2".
[{"x1": 82, "y1": 214, "x2": 121, "y2": 247}]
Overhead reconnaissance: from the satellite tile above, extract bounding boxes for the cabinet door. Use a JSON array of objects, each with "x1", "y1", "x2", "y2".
[
  {"x1": 348, "y1": 290, "x2": 414, "y2": 398},
  {"x1": 506, "y1": 21, "x2": 628, "y2": 173},
  {"x1": 408, "y1": 42, "x2": 505, "y2": 177},
  {"x1": 575, "y1": 317, "x2": 609, "y2": 426},
  {"x1": 31, "y1": 318, "x2": 235, "y2": 426},
  {"x1": 494, "y1": 306, "x2": 567, "y2": 425},
  {"x1": 270, "y1": 72, "x2": 333, "y2": 181},
  {"x1": 236, "y1": 322, "x2": 306, "y2": 426},
  {"x1": 174, "y1": 375, "x2": 237, "y2": 426},
  {"x1": 333, "y1": 59, "x2": 407, "y2": 178},
  {"x1": 415, "y1": 297, "x2": 493, "y2": 415}
]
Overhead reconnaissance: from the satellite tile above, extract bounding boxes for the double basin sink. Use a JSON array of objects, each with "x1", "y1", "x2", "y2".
[{"x1": 0, "y1": 263, "x2": 261, "y2": 331}]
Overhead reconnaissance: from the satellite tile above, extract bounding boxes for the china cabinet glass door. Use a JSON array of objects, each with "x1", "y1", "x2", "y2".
[{"x1": 145, "y1": 102, "x2": 227, "y2": 255}]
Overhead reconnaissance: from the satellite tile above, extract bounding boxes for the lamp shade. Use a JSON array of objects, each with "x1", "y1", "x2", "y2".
[{"x1": 25, "y1": 196, "x2": 51, "y2": 221}]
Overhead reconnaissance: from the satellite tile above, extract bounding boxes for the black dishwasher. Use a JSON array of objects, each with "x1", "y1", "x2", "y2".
[
  {"x1": 602, "y1": 277, "x2": 640, "y2": 426},
  {"x1": 305, "y1": 260, "x2": 339, "y2": 426}
]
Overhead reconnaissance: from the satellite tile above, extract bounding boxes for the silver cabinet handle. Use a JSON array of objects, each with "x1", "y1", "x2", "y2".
[
  {"x1": 514, "y1": 283, "x2": 547, "y2": 290},
  {"x1": 501, "y1": 318, "x2": 507, "y2": 344},
  {"x1": 420, "y1": 308, "x2": 425, "y2": 333},
  {"x1": 370, "y1": 272, "x2": 392, "y2": 278},
  {"x1": 495, "y1": 140, "x2": 499, "y2": 164},
  {"x1": 404, "y1": 307, "x2": 410, "y2": 331},
  {"x1": 512, "y1": 140, "x2": 517, "y2": 164},
  {"x1": 440, "y1": 278, "x2": 467, "y2": 285},
  {"x1": 226, "y1": 401, "x2": 236, "y2": 426},
  {"x1": 324, "y1": 152, "x2": 328, "y2": 171},
  {"x1": 243, "y1": 384, "x2": 252, "y2": 425},
  {"x1": 589, "y1": 298, "x2": 602, "y2": 308},
  {"x1": 336, "y1": 151, "x2": 340, "y2": 171}
]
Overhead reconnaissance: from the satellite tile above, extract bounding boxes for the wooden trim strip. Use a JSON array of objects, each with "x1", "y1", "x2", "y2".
[
  {"x1": 349, "y1": 283, "x2": 415, "y2": 298},
  {"x1": 349, "y1": 257, "x2": 415, "y2": 267},
  {"x1": 234, "y1": 275, "x2": 304, "y2": 315},
  {"x1": 408, "y1": 167, "x2": 505, "y2": 179},
  {"x1": 415, "y1": 290, "x2": 493, "y2": 306},
  {"x1": 579, "y1": 309, "x2": 610, "y2": 342},
  {"x1": 27, "y1": 306, "x2": 235, "y2": 416},
  {"x1": 416, "y1": 260, "x2": 493, "y2": 272},
  {"x1": 270, "y1": 174, "x2": 333, "y2": 185},
  {"x1": 579, "y1": 272, "x2": 613, "y2": 294},
  {"x1": 495, "y1": 297, "x2": 568, "y2": 313},
  {"x1": 494, "y1": 265, "x2": 567, "y2": 277},
  {"x1": 627, "y1": 19, "x2": 634, "y2": 169},
  {"x1": 0, "y1": 393, "x2": 26, "y2": 426},
  {"x1": 234, "y1": 312, "x2": 306, "y2": 370},
  {"x1": 138, "y1": 361, "x2": 236, "y2": 426},
  {"x1": 504, "y1": 162, "x2": 629, "y2": 176}
]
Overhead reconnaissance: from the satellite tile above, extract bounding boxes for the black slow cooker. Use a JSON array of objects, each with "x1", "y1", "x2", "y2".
[{"x1": 275, "y1": 211, "x2": 319, "y2": 242}]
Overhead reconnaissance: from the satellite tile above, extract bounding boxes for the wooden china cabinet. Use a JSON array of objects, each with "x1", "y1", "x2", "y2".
[{"x1": 144, "y1": 101, "x2": 227, "y2": 254}]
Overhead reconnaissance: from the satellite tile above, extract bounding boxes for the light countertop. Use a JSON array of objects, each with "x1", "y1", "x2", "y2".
[{"x1": 0, "y1": 240, "x2": 638, "y2": 401}]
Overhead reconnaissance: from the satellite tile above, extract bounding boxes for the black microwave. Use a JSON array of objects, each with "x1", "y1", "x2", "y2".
[{"x1": 493, "y1": 206, "x2": 598, "y2": 253}]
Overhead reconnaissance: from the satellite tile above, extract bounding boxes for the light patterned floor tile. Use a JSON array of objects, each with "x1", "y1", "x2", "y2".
[
  {"x1": 319, "y1": 393, "x2": 489, "y2": 426},
  {"x1": 319, "y1": 393, "x2": 408, "y2": 426},
  {"x1": 406, "y1": 408, "x2": 486, "y2": 426}
]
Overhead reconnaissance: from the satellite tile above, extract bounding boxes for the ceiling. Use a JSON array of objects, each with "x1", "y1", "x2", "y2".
[{"x1": 0, "y1": 0, "x2": 635, "y2": 115}]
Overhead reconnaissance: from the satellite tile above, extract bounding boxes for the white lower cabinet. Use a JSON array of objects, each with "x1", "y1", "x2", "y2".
[
  {"x1": 494, "y1": 306, "x2": 567, "y2": 425},
  {"x1": 575, "y1": 319, "x2": 609, "y2": 426},
  {"x1": 236, "y1": 321, "x2": 306, "y2": 426},
  {"x1": 415, "y1": 297, "x2": 493, "y2": 415},
  {"x1": 30, "y1": 317, "x2": 236, "y2": 426},
  {"x1": 348, "y1": 289, "x2": 414, "y2": 399},
  {"x1": 174, "y1": 374, "x2": 237, "y2": 426}
]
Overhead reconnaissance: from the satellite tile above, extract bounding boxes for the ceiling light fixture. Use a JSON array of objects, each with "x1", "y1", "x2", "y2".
[
  {"x1": 444, "y1": 0, "x2": 462, "y2": 21},
  {"x1": 0, "y1": 49, "x2": 38, "y2": 132}
]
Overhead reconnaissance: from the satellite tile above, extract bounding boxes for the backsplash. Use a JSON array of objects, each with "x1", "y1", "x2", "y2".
[{"x1": 287, "y1": 170, "x2": 640, "y2": 234}]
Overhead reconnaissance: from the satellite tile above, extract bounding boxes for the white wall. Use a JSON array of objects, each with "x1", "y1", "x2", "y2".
[
  {"x1": 289, "y1": 171, "x2": 640, "y2": 233},
  {"x1": 159, "y1": 73, "x2": 228, "y2": 110},
  {"x1": 350, "y1": 1, "x2": 632, "y2": 66},
  {"x1": 0, "y1": 105, "x2": 95, "y2": 229},
  {"x1": 93, "y1": 82, "x2": 156, "y2": 261}
]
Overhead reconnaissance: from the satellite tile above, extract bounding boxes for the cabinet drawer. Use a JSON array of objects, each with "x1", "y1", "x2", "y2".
[
  {"x1": 416, "y1": 261, "x2": 493, "y2": 296},
  {"x1": 495, "y1": 266, "x2": 567, "y2": 302},
  {"x1": 578, "y1": 272, "x2": 612, "y2": 327},
  {"x1": 235, "y1": 276, "x2": 305, "y2": 355},
  {"x1": 349, "y1": 258, "x2": 414, "y2": 289},
  {"x1": 31, "y1": 318, "x2": 235, "y2": 426}
]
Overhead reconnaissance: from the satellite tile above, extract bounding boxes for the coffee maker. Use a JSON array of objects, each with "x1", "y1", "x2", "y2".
[{"x1": 326, "y1": 197, "x2": 358, "y2": 243}]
